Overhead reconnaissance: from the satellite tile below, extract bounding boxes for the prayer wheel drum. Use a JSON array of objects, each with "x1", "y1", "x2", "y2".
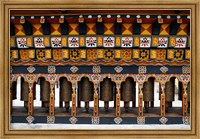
[
  {"x1": 100, "y1": 78, "x2": 114, "y2": 111},
  {"x1": 165, "y1": 77, "x2": 175, "y2": 110},
  {"x1": 143, "y1": 77, "x2": 154, "y2": 109},
  {"x1": 40, "y1": 78, "x2": 50, "y2": 108},
  {"x1": 60, "y1": 77, "x2": 72, "y2": 111},
  {"x1": 21, "y1": 78, "x2": 29, "y2": 108},
  {"x1": 121, "y1": 77, "x2": 136, "y2": 110},
  {"x1": 79, "y1": 77, "x2": 94, "y2": 111}
]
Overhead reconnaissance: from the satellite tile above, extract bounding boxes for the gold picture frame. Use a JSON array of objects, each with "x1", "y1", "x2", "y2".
[{"x1": 0, "y1": 0, "x2": 199, "y2": 138}]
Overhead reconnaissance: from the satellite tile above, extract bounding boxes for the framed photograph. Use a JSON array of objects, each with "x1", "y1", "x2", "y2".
[{"x1": 0, "y1": 0, "x2": 199, "y2": 138}]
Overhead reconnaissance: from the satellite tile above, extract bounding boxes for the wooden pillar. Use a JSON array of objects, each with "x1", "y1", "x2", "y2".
[
  {"x1": 28, "y1": 83, "x2": 34, "y2": 116},
  {"x1": 49, "y1": 84, "x2": 55, "y2": 116},
  {"x1": 160, "y1": 83, "x2": 165, "y2": 116},
  {"x1": 182, "y1": 84, "x2": 188, "y2": 116},
  {"x1": 93, "y1": 85, "x2": 99, "y2": 116},
  {"x1": 138, "y1": 84, "x2": 143, "y2": 116},
  {"x1": 115, "y1": 84, "x2": 121, "y2": 117},
  {"x1": 71, "y1": 82, "x2": 77, "y2": 117}
]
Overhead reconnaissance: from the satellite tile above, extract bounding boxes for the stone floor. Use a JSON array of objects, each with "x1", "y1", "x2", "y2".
[{"x1": 10, "y1": 123, "x2": 190, "y2": 130}]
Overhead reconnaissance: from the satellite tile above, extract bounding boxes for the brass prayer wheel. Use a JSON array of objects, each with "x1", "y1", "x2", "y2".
[
  {"x1": 165, "y1": 77, "x2": 175, "y2": 110},
  {"x1": 40, "y1": 78, "x2": 50, "y2": 108},
  {"x1": 20, "y1": 78, "x2": 29, "y2": 109},
  {"x1": 100, "y1": 78, "x2": 114, "y2": 111},
  {"x1": 79, "y1": 77, "x2": 94, "y2": 111},
  {"x1": 121, "y1": 77, "x2": 136, "y2": 110},
  {"x1": 143, "y1": 77, "x2": 154, "y2": 109},
  {"x1": 60, "y1": 77, "x2": 72, "y2": 111}
]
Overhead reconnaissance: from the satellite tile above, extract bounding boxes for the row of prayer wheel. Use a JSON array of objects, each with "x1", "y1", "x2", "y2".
[{"x1": 11, "y1": 77, "x2": 190, "y2": 113}]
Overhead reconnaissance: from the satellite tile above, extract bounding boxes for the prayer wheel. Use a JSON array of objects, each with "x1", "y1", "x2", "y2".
[
  {"x1": 165, "y1": 77, "x2": 175, "y2": 110},
  {"x1": 143, "y1": 77, "x2": 154, "y2": 110},
  {"x1": 121, "y1": 77, "x2": 136, "y2": 110},
  {"x1": 20, "y1": 78, "x2": 29, "y2": 109},
  {"x1": 79, "y1": 77, "x2": 94, "y2": 111},
  {"x1": 100, "y1": 78, "x2": 114, "y2": 111},
  {"x1": 60, "y1": 77, "x2": 72, "y2": 111},
  {"x1": 40, "y1": 78, "x2": 50, "y2": 108}
]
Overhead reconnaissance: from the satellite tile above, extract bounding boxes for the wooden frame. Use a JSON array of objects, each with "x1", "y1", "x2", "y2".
[{"x1": 0, "y1": 0, "x2": 199, "y2": 138}]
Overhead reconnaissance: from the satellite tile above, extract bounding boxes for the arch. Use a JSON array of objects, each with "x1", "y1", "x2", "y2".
[
  {"x1": 35, "y1": 74, "x2": 49, "y2": 83},
  {"x1": 144, "y1": 76, "x2": 156, "y2": 83}
]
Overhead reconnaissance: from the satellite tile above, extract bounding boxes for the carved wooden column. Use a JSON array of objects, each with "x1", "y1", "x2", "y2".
[
  {"x1": 115, "y1": 84, "x2": 121, "y2": 117},
  {"x1": 93, "y1": 85, "x2": 99, "y2": 116},
  {"x1": 182, "y1": 83, "x2": 188, "y2": 116},
  {"x1": 179, "y1": 74, "x2": 190, "y2": 116},
  {"x1": 49, "y1": 84, "x2": 55, "y2": 116},
  {"x1": 28, "y1": 83, "x2": 34, "y2": 116},
  {"x1": 138, "y1": 84, "x2": 143, "y2": 117},
  {"x1": 71, "y1": 83, "x2": 77, "y2": 117},
  {"x1": 26, "y1": 74, "x2": 37, "y2": 117},
  {"x1": 160, "y1": 83, "x2": 166, "y2": 116}
]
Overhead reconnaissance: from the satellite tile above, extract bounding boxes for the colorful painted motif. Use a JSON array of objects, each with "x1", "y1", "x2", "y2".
[
  {"x1": 51, "y1": 37, "x2": 62, "y2": 48},
  {"x1": 103, "y1": 37, "x2": 115, "y2": 47},
  {"x1": 36, "y1": 49, "x2": 46, "y2": 60},
  {"x1": 97, "y1": 49, "x2": 104, "y2": 58},
  {"x1": 185, "y1": 50, "x2": 190, "y2": 59},
  {"x1": 27, "y1": 66, "x2": 35, "y2": 73},
  {"x1": 122, "y1": 49, "x2": 132, "y2": 60},
  {"x1": 70, "y1": 49, "x2": 80, "y2": 60},
  {"x1": 45, "y1": 50, "x2": 51, "y2": 59},
  {"x1": 138, "y1": 50, "x2": 149, "y2": 60},
  {"x1": 150, "y1": 50, "x2": 157, "y2": 59},
  {"x1": 174, "y1": 50, "x2": 184, "y2": 60},
  {"x1": 134, "y1": 37, "x2": 140, "y2": 47},
  {"x1": 140, "y1": 37, "x2": 151, "y2": 48},
  {"x1": 11, "y1": 50, "x2": 18, "y2": 59},
  {"x1": 68, "y1": 37, "x2": 79, "y2": 47},
  {"x1": 138, "y1": 66, "x2": 146, "y2": 74},
  {"x1": 34, "y1": 37, "x2": 44, "y2": 48},
  {"x1": 62, "y1": 50, "x2": 69, "y2": 59},
  {"x1": 121, "y1": 37, "x2": 133, "y2": 47},
  {"x1": 48, "y1": 66, "x2": 56, "y2": 73},
  {"x1": 175, "y1": 37, "x2": 187, "y2": 48},
  {"x1": 167, "y1": 50, "x2": 174, "y2": 59},
  {"x1": 17, "y1": 37, "x2": 28, "y2": 48},
  {"x1": 114, "y1": 66, "x2": 123, "y2": 73},
  {"x1": 52, "y1": 49, "x2": 63, "y2": 60},
  {"x1": 160, "y1": 66, "x2": 168, "y2": 73},
  {"x1": 70, "y1": 66, "x2": 79, "y2": 73},
  {"x1": 87, "y1": 49, "x2": 97, "y2": 60},
  {"x1": 92, "y1": 66, "x2": 101, "y2": 73},
  {"x1": 158, "y1": 37, "x2": 168, "y2": 48},
  {"x1": 86, "y1": 37, "x2": 97, "y2": 47},
  {"x1": 104, "y1": 49, "x2": 114, "y2": 60},
  {"x1": 19, "y1": 50, "x2": 29, "y2": 60},
  {"x1": 157, "y1": 50, "x2": 166, "y2": 60}
]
